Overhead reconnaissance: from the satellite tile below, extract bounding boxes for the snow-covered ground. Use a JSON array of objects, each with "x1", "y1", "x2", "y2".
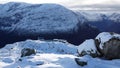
[{"x1": 0, "y1": 39, "x2": 120, "y2": 68}]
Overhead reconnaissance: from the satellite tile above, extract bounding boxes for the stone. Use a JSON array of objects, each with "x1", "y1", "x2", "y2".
[
  {"x1": 21, "y1": 48, "x2": 36, "y2": 57},
  {"x1": 75, "y1": 58, "x2": 87, "y2": 66}
]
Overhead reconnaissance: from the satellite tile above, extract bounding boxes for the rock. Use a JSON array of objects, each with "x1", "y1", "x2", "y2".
[
  {"x1": 21, "y1": 48, "x2": 36, "y2": 57},
  {"x1": 95, "y1": 32, "x2": 120, "y2": 59},
  {"x1": 75, "y1": 58, "x2": 87, "y2": 66},
  {"x1": 103, "y1": 38, "x2": 120, "y2": 59},
  {"x1": 77, "y1": 39, "x2": 100, "y2": 57}
]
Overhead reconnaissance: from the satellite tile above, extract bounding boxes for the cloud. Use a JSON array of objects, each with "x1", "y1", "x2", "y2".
[
  {"x1": 64, "y1": 0, "x2": 120, "y2": 10},
  {"x1": 0, "y1": 0, "x2": 70, "y2": 4},
  {"x1": 0, "y1": 0, "x2": 120, "y2": 10}
]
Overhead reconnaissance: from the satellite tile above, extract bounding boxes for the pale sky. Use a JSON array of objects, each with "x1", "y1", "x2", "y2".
[{"x1": 0, "y1": 0, "x2": 120, "y2": 10}]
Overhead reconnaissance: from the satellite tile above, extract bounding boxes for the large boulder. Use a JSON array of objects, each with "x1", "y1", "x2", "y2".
[
  {"x1": 95, "y1": 32, "x2": 120, "y2": 59},
  {"x1": 77, "y1": 39, "x2": 100, "y2": 57}
]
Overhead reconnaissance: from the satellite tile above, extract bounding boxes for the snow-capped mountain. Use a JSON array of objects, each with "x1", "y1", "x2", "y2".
[
  {"x1": 75, "y1": 11, "x2": 120, "y2": 33},
  {"x1": 0, "y1": 2, "x2": 99, "y2": 47},
  {"x1": 109, "y1": 13, "x2": 120, "y2": 22},
  {"x1": 0, "y1": 2, "x2": 79, "y2": 34}
]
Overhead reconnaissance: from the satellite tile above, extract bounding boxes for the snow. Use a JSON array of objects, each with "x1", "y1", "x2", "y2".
[
  {"x1": 78, "y1": 39, "x2": 98, "y2": 54},
  {"x1": 0, "y1": 39, "x2": 120, "y2": 68},
  {"x1": 77, "y1": 55, "x2": 120, "y2": 68},
  {"x1": 0, "y1": 40, "x2": 79, "y2": 68},
  {"x1": 2, "y1": 58, "x2": 14, "y2": 63},
  {"x1": 0, "y1": 53, "x2": 79, "y2": 68},
  {"x1": 96, "y1": 32, "x2": 120, "y2": 49}
]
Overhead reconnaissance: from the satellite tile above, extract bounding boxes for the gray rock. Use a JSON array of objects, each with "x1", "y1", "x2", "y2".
[
  {"x1": 95, "y1": 32, "x2": 120, "y2": 59},
  {"x1": 75, "y1": 58, "x2": 87, "y2": 66},
  {"x1": 103, "y1": 38, "x2": 120, "y2": 59},
  {"x1": 21, "y1": 48, "x2": 36, "y2": 57}
]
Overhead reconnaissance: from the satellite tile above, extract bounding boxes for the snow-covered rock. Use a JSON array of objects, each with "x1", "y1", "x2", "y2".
[
  {"x1": 95, "y1": 32, "x2": 120, "y2": 59},
  {"x1": 77, "y1": 39, "x2": 100, "y2": 57},
  {"x1": 77, "y1": 32, "x2": 120, "y2": 59},
  {"x1": 96, "y1": 32, "x2": 120, "y2": 49}
]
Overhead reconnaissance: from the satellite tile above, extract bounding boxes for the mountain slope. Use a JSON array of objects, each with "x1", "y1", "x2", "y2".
[{"x1": 0, "y1": 2, "x2": 79, "y2": 34}]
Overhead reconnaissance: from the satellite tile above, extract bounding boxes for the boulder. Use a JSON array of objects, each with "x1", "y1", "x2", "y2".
[
  {"x1": 21, "y1": 48, "x2": 36, "y2": 57},
  {"x1": 75, "y1": 58, "x2": 87, "y2": 66},
  {"x1": 95, "y1": 32, "x2": 120, "y2": 59}
]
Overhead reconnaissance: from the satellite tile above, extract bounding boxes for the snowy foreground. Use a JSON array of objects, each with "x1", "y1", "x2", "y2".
[{"x1": 0, "y1": 40, "x2": 120, "y2": 68}]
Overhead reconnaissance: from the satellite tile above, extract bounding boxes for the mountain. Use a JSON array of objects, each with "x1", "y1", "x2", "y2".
[
  {"x1": 75, "y1": 11, "x2": 120, "y2": 33},
  {"x1": 0, "y1": 2, "x2": 79, "y2": 35},
  {"x1": 0, "y1": 2, "x2": 99, "y2": 48}
]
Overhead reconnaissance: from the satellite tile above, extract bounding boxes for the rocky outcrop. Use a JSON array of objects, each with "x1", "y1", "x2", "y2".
[{"x1": 78, "y1": 32, "x2": 120, "y2": 59}]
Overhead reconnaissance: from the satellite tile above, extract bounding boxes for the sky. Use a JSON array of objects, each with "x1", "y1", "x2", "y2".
[{"x1": 0, "y1": 0, "x2": 120, "y2": 10}]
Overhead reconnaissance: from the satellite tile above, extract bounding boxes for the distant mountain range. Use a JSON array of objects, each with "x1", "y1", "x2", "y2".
[{"x1": 75, "y1": 11, "x2": 120, "y2": 33}]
